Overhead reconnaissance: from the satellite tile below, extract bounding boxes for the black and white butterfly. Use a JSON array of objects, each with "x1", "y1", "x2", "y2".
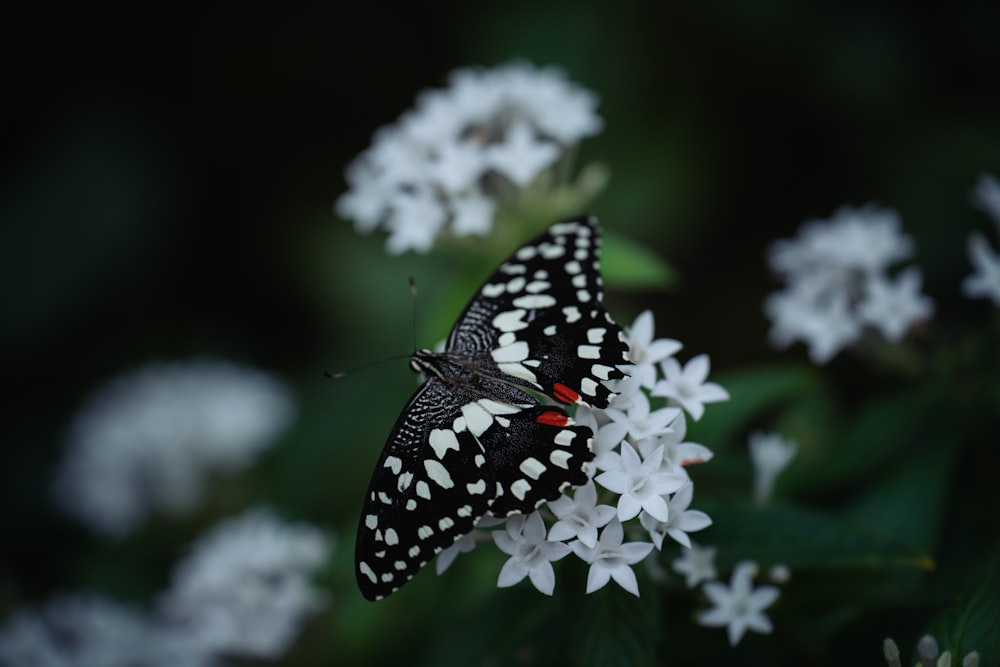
[{"x1": 355, "y1": 215, "x2": 630, "y2": 600}]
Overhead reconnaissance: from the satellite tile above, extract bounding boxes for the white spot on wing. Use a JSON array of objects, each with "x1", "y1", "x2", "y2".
[
  {"x1": 461, "y1": 402, "x2": 494, "y2": 438},
  {"x1": 512, "y1": 294, "x2": 557, "y2": 309},
  {"x1": 578, "y1": 344, "x2": 601, "y2": 359},
  {"x1": 429, "y1": 428, "x2": 460, "y2": 459},
  {"x1": 384, "y1": 456, "x2": 402, "y2": 474},
  {"x1": 519, "y1": 457, "x2": 547, "y2": 480},
  {"x1": 493, "y1": 309, "x2": 528, "y2": 332},
  {"x1": 510, "y1": 479, "x2": 532, "y2": 500},
  {"x1": 424, "y1": 459, "x2": 455, "y2": 488},
  {"x1": 482, "y1": 283, "x2": 506, "y2": 297},
  {"x1": 466, "y1": 479, "x2": 487, "y2": 495},
  {"x1": 554, "y1": 429, "x2": 577, "y2": 446},
  {"x1": 549, "y1": 449, "x2": 572, "y2": 469}
]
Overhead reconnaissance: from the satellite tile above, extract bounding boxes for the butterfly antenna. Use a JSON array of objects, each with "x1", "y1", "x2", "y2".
[
  {"x1": 325, "y1": 353, "x2": 412, "y2": 379},
  {"x1": 326, "y1": 278, "x2": 422, "y2": 379},
  {"x1": 409, "y1": 276, "x2": 419, "y2": 353}
]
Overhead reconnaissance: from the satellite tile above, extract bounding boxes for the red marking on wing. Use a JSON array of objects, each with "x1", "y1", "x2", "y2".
[
  {"x1": 552, "y1": 382, "x2": 581, "y2": 404},
  {"x1": 536, "y1": 410, "x2": 570, "y2": 427}
]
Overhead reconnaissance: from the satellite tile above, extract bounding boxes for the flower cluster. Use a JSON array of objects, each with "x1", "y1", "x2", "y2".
[
  {"x1": 438, "y1": 310, "x2": 727, "y2": 598},
  {"x1": 0, "y1": 508, "x2": 332, "y2": 667},
  {"x1": 765, "y1": 204, "x2": 935, "y2": 364},
  {"x1": 336, "y1": 61, "x2": 603, "y2": 254},
  {"x1": 963, "y1": 173, "x2": 1000, "y2": 306},
  {"x1": 52, "y1": 359, "x2": 296, "y2": 537}
]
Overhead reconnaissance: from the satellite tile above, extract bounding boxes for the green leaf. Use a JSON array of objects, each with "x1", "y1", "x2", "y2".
[
  {"x1": 571, "y1": 582, "x2": 661, "y2": 667},
  {"x1": 842, "y1": 436, "x2": 958, "y2": 553},
  {"x1": 783, "y1": 386, "x2": 937, "y2": 496},
  {"x1": 687, "y1": 363, "x2": 828, "y2": 450},
  {"x1": 698, "y1": 500, "x2": 932, "y2": 572},
  {"x1": 926, "y1": 556, "x2": 1000, "y2": 667},
  {"x1": 600, "y1": 229, "x2": 677, "y2": 289}
]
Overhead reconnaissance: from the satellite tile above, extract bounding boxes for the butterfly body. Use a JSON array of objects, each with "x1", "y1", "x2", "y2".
[{"x1": 355, "y1": 216, "x2": 629, "y2": 600}]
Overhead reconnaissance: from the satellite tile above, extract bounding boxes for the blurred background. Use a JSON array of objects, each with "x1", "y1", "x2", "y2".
[{"x1": 2, "y1": 0, "x2": 999, "y2": 665}]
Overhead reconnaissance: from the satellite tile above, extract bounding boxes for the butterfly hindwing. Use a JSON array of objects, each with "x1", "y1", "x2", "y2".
[
  {"x1": 355, "y1": 380, "x2": 497, "y2": 601},
  {"x1": 481, "y1": 405, "x2": 594, "y2": 517}
]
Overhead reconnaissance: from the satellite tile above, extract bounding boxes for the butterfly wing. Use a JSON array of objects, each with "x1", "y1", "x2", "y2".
[
  {"x1": 446, "y1": 215, "x2": 630, "y2": 409},
  {"x1": 354, "y1": 373, "x2": 593, "y2": 600}
]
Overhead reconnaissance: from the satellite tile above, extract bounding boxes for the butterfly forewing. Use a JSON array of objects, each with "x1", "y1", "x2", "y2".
[
  {"x1": 446, "y1": 216, "x2": 629, "y2": 408},
  {"x1": 355, "y1": 215, "x2": 630, "y2": 601}
]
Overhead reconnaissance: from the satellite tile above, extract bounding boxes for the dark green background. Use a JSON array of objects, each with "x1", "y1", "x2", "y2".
[{"x1": 3, "y1": 1, "x2": 999, "y2": 665}]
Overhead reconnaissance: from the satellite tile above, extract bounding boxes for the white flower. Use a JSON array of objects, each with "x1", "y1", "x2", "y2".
[
  {"x1": 748, "y1": 432, "x2": 797, "y2": 505},
  {"x1": 573, "y1": 407, "x2": 629, "y2": 471},
  {"x1": 972, "y1": 173, "x2": 1000, "y2": 229},
  {"x1": 493, "y1": 512, "x2": 571, "y2": 595},
  {"x1": 962, "y1": 232, "x2": 1000, "y2": 306},
  {"x1": 652, "y1": 354, "x2": 729, "y2": 421},
  {"x1": 52, "y1": 360, "x2": 295, "y2": 537},
  {"x1": 698, "y1": 562, "x2": 780, "y2": 646},
  {"x1": 671, "y1": 542, "x2": 718, "y2": 588},
  {"x1": 604, "y1": 374, "x2": 645, "y2": 413},
  {"x1": 596, "y1": 444, "x2": 687, "y2": 522},
  {"x1": 638, "y1": 483, "x2": 712, "y2": 549},
  {"x1": 622, "y1": 310, "x2": 682, "y2": 388},
  {"x1": 436, "y1": 515, "x2": 504, "y2": 574},
  {"x1": 768, "y1": 205, "x2": 913, "y2": 277},
  {"x1": 768, "y1": 564, "x2": 792, "y2": 584},
  {"x1": 158, "y1": 507, "x2": 331, "y2": 660},
  {"x1": 570, "y1": 519, "x2": 654, "y2": 596},
  {"x1": 336, "y1": 61, "x2": 603, "y2": 254},
  {"x1": 764, "y1": 276, "x2": 861, "y2": 359},
  {"x1": 546, "y1": 481, "x2": 617, "y2": 548},
  {"x1": 485, "y1": 120, "x2": 560, "y2": 186},
  {"x1": 764, "y1": 204, "x2": 930, "y2": 362},
  {"x1": 639, "y1": 415, "x2": 714, "y2": 474},
  {"x1": 857, "y1": 267, "x2": 934, "y2": 341},
  {"x1": 435, "y1": 532, "x2": 478, "y2": 575},
  {"x1": 0, "y1": 594, "x2": 165, "y2": 667},
  {"x1": 604, "y1": 391, "x2": 682, "y2": 442}
]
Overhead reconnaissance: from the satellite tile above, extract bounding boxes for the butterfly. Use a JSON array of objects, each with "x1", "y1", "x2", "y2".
[{"x1": 355, "y1": 215, "x2": 629, "y2": 600}]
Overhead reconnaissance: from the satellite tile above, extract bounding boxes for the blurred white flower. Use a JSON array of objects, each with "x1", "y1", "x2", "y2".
[
  {"x1": 857, "y1": 267, "x2": 935, "y2": 341},
  {"x1": 336, "y1": 61, "x2": 603, "y2": 254},
  {"x1": 570, "y1": 519, "x2": 654, "y2": 596},
  {"x1": 671, "y1": 542, "x2": 718, "y2": 588},
  {"x1": 0, "y1": 594, "x2": 165, "y2": 667},
  {"x1": 963, "y1": 232, "x2": 1000, "y2": 306},
  {"x1": 493, "y1": 512, "x2": 571, "y2": 595},
  {"x1": 748, "y1": 431, "x2": 797, "y2": 505},
  {"x1": 698, "y1": 562, "x2": 780, "y2": 646},
  {"x1": 765, "y1": 204, "x2": 933, "y2": 363},
  {"x1": 972, "y1": 173, "x2": 1000, "y2": 229},
  {"x1": 651, "y1": 354, "x2": 729, "y2": 421},
  {"x1": 158, "y1": 508, "x2": 331, "y2": 661},
  {"x1": 768, "y1": 204, "x2": 913, "y2": 277},
  {"x1": 52, "y1": 360, "x2": 295, "y2": 537}
]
